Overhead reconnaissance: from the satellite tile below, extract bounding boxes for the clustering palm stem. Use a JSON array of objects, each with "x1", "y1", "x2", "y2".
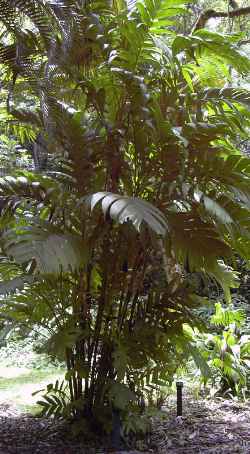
[{"x1": 0, "y1": 0, "x2": 249, "y2": 433}]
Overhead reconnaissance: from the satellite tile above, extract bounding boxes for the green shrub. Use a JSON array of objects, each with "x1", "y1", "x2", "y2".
[{"x1": 194, "y1": 303, "x2": 250, "y2": 398}]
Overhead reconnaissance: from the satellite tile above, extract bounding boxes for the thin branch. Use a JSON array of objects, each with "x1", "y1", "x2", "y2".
[
  {"x1": 192, "y1": 7, "x2": 250, "y2": 32},
  {"x1": 239, "y1": 39, "x2": 250, "y2": 46}
]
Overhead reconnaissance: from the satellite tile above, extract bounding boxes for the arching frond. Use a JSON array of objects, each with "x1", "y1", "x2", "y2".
[
  {"x1": 0, "y1": 275, "x2": 34, "y2": 295},
  {"x1": 168, "y1": 212, "x2": 232, "y2": 270},
  {"x1": 2, "y1": 224, "x2": 87, "y2": 274},
  {"x1": 200, "y1": 87, "x2": 250, "y2": 108},
  {"x1": 0, "y1": 0, "x2": 57, "y2": 42},
  {"x1": 85, "y1": 192, "x2": 168, "y2": 236},
  {"x1": 208, "y1": 261, "x2": 239, "y2": 303},
  {"x1": 173, "y1": 31, "x2": 250, "y2": 74}
]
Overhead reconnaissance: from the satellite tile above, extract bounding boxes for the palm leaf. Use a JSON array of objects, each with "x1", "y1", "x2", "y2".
[
  {"x1": 200, "y1": 87, "x2": 250, "y2": 108},
  {"x1": 0, "y1": 275, "x2": 34, "y2": 295},
  {"x1": 208, "y1": 260, "x2": 239, "y2": 303},
  {"x1": 168, "y1": 212, "x2": 232, "y2": 271},
  {"x1": 0, "y1": 173, "x2": 61, "y2": 209},
  {"x1": 172, "y1": 31, "x2": 250, "y2": 74},
  {"x1": 2, "y1": 225, "x2": 87, "y2": 274},
  {"x1": 193, "y1": 189, "x2": 233, "y2": 226},
  {"x1": 1, "y1": 0, "x2": 55, "y2": 41},
  {"x1": 136, "y1": 0, "x2": 189, "y2": 32},
  {"x1": 188, "y1": 344, "x2": 211, "y2": 379},
  {"x1": 85, "y1": 192, "x2": 168, "y2": 236}
]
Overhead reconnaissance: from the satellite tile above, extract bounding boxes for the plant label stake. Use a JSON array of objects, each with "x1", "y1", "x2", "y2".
[{"x1": 176, "y1": 381, "x2": 183, "y2": 417}]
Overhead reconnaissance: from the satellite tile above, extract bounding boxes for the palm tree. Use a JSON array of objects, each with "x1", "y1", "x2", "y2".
[{"x1": 0, "y1": 0, "x2": 249, "y2": 432}]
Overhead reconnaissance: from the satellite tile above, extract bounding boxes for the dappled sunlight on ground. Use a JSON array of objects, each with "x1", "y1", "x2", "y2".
[
  {"x1": 0, "y1": 366, "x2": 65, "y2": 413},
  {"x1": 0, "y1": 366, "x2": 29, "y2": 379},
  {"x1": 151, "y1": 394, "x2": 250, "y2": 452}
]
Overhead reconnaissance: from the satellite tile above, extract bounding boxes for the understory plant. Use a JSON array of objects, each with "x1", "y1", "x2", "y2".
[
  {"x1": 192, "y1": 303, "x2": 250, "y2": 398},
  {"x1": 0, "y1": 0, "x2": 249, "y2": 436}
]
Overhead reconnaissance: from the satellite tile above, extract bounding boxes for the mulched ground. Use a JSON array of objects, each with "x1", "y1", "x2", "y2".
[
  {"x1": 0, "y1": 396, "x2": 250, "y2": 453},
  {"x1": 0, "y1": 404, "x2": 140, "y2": 454},
  {"x1": 151, "y1": 395, "x2": 250, "y2": 453}
]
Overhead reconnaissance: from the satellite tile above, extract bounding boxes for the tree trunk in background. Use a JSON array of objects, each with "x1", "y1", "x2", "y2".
[{"x1": 32, "y1": 134, "x2": 48, "y2": 171}]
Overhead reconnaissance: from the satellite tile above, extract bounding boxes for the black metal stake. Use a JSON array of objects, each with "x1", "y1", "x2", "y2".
[{"x1": 176, "y1": 381, "x2": 183, "y2": 417}]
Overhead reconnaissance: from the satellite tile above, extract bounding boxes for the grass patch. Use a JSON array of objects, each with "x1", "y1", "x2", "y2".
[
  {"x1": 0, "y1": 338, "x2": 65, "y2": 414},
  {"x1": 0, "y1": 367, "x2": 65, "y2": 413}
]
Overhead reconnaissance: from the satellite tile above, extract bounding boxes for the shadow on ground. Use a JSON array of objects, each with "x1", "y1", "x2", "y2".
[{"x1": 151, "y1": 394, "x2": 250, "y2": 453}]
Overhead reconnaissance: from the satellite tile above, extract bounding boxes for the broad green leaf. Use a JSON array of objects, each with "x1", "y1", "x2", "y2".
[{"x1": 85, "y1": 192, "x2": 168, "y2": 236}]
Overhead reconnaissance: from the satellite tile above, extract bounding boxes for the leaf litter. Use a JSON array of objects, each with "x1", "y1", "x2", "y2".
[
  {"x1": 0, "y1": 395, "x2": 250, "y2": 453},
  {"x1": 149, "y1": 394, "x2": 250, "y2": 453}
]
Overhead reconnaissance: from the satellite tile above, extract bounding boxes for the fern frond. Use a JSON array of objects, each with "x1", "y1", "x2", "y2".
[{"x1": 211, "y1": 303, "x2": 245, "y2": 328}]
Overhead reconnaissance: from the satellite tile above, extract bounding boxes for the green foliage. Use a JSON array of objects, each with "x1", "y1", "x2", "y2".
[
  {"x1": 86, "y1": 192, "x2": 168, "y2": 235},
  {"x1": 33, "y1": 380, "x2": 70, "y2": 417},
  {"x1": 122, "y1": 409, "x2": 151, "y2": 437},
  {"x1": 211, "y1": 303, "x2": 246, "y2": 327},
  {"x1": 0, "y1": 0, "x2": 249, "y2": 436},
  {"x1": 173, "y1": 30, "x2": 250, "y2": 74},
  {"x1": 2, "y1": 224, "x2": 87, "y2": 274},
  {"x1": 0, "y1": 334, "x2": 62, "y2": 370},
  {"x1": 195, "y1": 303, "x2": 250, "y2": 397}
]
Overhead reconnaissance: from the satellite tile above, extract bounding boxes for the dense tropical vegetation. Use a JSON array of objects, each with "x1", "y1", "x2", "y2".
[{"x1": 0, "y1": 0, "x2": 249, "y2": 446}]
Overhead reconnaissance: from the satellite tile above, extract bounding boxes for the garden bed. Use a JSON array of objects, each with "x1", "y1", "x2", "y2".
[
  {"x1": 151, "y1": 395, "x2": 250, "y2": 453},
  {"x1": 0, "y1": 396, "x2": 250, "y2": 453}
]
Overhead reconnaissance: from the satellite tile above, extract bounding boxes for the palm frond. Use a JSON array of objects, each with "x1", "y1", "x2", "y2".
[
  {"x1": 187, "y1": 344, "x2": 211, "y2": 379},
  {"x1": 173, "y1": 30, "x2": 250, "y2": 74},
  {"x1": 4, "y1": 0, "x2": 56, "y2": 42},
  {"x1": 0, "y1": 174, "x2": 47, "y2": 207},
  {"x1": 2, "y1": 224, "x2": 87, "y2": 274},
  {"x1": 200, "y1": 87, "x2": 250, "y2": 108},
  {"x1": 191, "y1": 154, "x2": 250, "y2": 211},
  {"x1": 85, "y1": 192, "x2": 168, "y2": 236},
  {"x1": 0, "y1": 275, "x2": 34, "y2": 295},
  {"x1": 201, "y1": 196, "x2": 233, "y2": 226},
  {"x1": 136, "y1": 0, "x2": 188, "y2": 33},
  {"x1": 168, "y1": 212, "x2": 232, "y2": 270},
  {"x1": 208, "y1": 260, "x2": 239, "y2": 303}
]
